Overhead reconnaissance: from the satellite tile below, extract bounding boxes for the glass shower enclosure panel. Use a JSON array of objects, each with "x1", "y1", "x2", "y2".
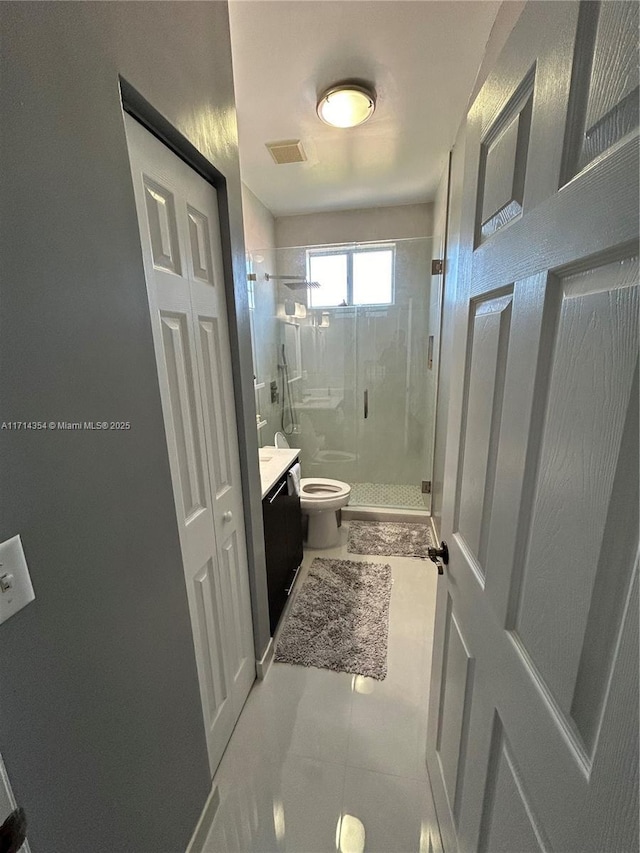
[
  {"x1": 295, "y1": 306, "x2": 358, "y2": 485},
  {"x1": 249, "y1": 238, "x2": 437, "y2": 512},
  {"x1": 353, "y1": 238, "x2": 433, "y2": 509}
]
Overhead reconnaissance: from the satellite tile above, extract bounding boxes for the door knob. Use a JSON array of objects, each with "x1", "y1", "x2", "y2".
[
  {"x1": 427, "y1": 540, "x2": 449, "y2": 575},
  {"x1": 223, "y1": 511, "x2": 233, "y2": 523}
]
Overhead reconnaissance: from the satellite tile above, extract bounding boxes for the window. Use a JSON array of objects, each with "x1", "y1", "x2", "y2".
[
  {"x1": 307, "y1": 252, "x2": 348, "y2": 307},
  {"x1": 307, "y1": 245, "x2": 394, "y2": 308}
]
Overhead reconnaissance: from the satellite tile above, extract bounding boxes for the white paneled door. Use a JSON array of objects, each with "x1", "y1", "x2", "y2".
[
  {"x1": 428, "y1": 2, "x2": 638, "y2": 852},
  {"x1": 125, "y1": 115, "x2": 255, "y2": 776}
]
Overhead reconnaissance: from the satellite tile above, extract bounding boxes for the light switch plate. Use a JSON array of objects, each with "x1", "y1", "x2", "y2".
[{"x1": 0, "y1": 535, "x2": 35, "y2": 626}]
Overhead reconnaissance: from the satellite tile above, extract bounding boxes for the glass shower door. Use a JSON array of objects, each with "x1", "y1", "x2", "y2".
[
  {"x1": 352, "y1": 238, "x2": 434, "y2": 510},
  {"x1": 293, "y1": 305, "x2": 359, "y2": 483},
  {"x1": 250, "y1": 238, "x2": 438, "y2": 512}
]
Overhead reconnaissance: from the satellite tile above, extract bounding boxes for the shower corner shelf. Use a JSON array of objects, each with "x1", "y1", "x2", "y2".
[
  {"x1": 254, "y1": 381, "x2": 266, "y2": 391},
  {"x1": 256, "y1": 418, "x2": 268, "y2": 430}
]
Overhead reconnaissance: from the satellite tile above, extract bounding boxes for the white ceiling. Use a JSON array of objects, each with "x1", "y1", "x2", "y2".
[{"x1": 228, "y1": 0, "x2": 501, "y2": 216}]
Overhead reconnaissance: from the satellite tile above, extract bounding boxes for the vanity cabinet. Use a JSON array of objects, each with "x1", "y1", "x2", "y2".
[{"x1": 262, "y1": 468, "x2": 303, "y2": 634}]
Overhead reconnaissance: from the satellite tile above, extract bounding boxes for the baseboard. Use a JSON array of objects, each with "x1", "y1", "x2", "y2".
[
  {"x1": 343, "y1": 506, "x2": 430, "y2": 524},
  {"x1": 185, "y1": 785, "x2": 220, "y2": 853},
  {"x1": 255, "y1": 636, "x2": 274, "y2": 680}
]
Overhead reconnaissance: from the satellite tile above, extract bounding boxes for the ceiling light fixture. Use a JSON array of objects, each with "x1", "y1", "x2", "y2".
[{"x1": 316, "y1": 83, "x2": 376, "y2": 128}]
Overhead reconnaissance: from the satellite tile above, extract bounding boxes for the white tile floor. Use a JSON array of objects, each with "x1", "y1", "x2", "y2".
[{"x1": 203, "y1": 522, "x2": 442, "y2": 853}]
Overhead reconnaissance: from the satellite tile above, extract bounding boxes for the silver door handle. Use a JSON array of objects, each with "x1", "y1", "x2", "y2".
[
  {"x1": 364, "y1": 389, "x2": 369, "y2": 419},
  {"x1": 223, "y1": 511, "x2": 233, "y2": 522},
  {"x1": 427, "y1": 541, "x2": 449, "y2": 575}
]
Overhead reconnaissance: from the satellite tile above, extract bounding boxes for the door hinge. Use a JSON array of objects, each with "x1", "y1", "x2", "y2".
[
  {"x1": 431, "y1": 259, "x2": 443, "y2": 275},
  {"x1": 422, "y1": 480, "x2": 432, "y2": 494}
]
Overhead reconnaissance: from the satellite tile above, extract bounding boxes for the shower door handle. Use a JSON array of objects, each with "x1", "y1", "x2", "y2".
[{"x1": 363, "y1": 389, "x2": 369, "y2": 419}]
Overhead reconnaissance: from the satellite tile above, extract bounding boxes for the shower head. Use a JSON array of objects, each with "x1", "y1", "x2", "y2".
[
  {"x1": 265, "y1": 273, "x2": 321, "y2": 290},
  {"x1": 284, "y1": 280, "x2": 321, "y2": 291}
]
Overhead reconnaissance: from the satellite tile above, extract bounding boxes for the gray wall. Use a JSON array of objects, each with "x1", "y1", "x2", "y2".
[
  {"x1": 275, "y1": 203, "x2": 434, "y2": 248},
  {"x1": 0, "y1": 3, "x2": 268, "y2": 850}
]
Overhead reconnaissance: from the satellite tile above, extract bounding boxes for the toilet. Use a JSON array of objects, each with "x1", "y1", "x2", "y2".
[
  {"x1": 295, "y1": 413, "x2": 356, "y2": 480},
  {"x1": 274, "y1": 432, "x2": 351, "y2": 549}
]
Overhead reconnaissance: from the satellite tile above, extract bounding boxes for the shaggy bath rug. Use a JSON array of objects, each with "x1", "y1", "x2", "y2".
[
  {"x1": 275, "y1": 557, "x2": 392, "y2": 680},
  {"x1": 347, "y1": 520, "x2": 433, "y2": 558}
]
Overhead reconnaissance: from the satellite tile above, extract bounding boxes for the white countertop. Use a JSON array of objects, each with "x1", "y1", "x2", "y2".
[
  {"x1": 258, "y1": 447, "x2": 300, "y2": 499},
  {"x1": 295, "y1": 393, "x2": 344, "y2": 411}
]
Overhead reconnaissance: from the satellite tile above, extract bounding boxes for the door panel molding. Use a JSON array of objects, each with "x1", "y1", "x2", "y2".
[
  {"x1": 198, "y1": 316, "x2": 233, "y2": 495},
  {"x1": 120, "y1": 76, "x2": 272, "y2": 661},
  {"x1": 478, "y1": 713, "x2": 550, "y2": 853},
  {"x1": 471, "y1": 135, "x2": 639, "y2": 291},
  {"x1": 427, "y1": 3, "x2": 639, "y2": 851},
  {"x1": 561, "y1": 0, "x2": 640, "y2": 183},
  {"x1": 126, "y1": 114, "x2": 255, "y2": 778},
  {"x1": 454, "y1": 291, "x2": 513, "y2": 573},
  {"x1": 476, "y1": 69, "x2": 534, "y2": 245}
]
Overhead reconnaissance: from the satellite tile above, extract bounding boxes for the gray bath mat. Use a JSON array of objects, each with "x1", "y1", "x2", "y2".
[
  {"x1": 348, "y1": 520, "x2": 433, "y2": 557},
  {"x1": 275, "y1": 557, "x2": 392, "y2": 680}
]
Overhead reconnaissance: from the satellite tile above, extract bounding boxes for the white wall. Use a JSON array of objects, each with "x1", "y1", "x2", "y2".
[
  {"x1": 241, "y1": 185, "x2": 282, "y2": 445},
  {"x1": 467, "y1": 0, "x2": 527, "y2": 110},
  {"x1": 275, "y1": 202, "x2": 434, "y2": 248},
  {"x1": 242, "y1": 184, "x2": 276, "y2": 251}
]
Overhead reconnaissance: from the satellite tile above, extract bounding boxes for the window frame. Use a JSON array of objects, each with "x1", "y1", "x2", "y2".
[{"x1": 306, "y1": 243, "x2": 396, "y2": 308}]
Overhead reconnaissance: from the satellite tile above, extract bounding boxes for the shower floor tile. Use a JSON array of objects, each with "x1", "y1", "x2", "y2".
[{"x1": 349, "y1": 482, "x2": 425, "y2": 509}]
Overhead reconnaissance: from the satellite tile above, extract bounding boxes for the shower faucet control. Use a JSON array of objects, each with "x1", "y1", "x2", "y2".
[{"x1": 427, "y1": 541, "x2": 449, "y2": 575}]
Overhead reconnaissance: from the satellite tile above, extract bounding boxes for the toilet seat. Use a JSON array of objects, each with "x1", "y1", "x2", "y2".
[
  {"x1": 300, "y1": 478, "x2": 351, "y2": 501},
  {"x1": 313, "y1": 449, "x2": 357, "y2": 464},
  {"x1": 299, "y1": 477, "x2": 351, "y2": 540},
  {"x1": 268, "y1": 437, "x2": 351, "y2": 547}
]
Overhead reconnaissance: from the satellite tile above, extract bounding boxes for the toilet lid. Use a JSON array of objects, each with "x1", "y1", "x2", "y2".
[
  {"x1": 299, "y1": 477, "x2": 351, "y2": 500},
  {"x1": 274, "y1": 431, "x2": 290, "y2": 449}
]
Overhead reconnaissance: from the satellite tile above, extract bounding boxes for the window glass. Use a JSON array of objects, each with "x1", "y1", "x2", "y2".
[
  {"x1": 309, "y1": 253, "x2": 348, "y2": 307},
  {"x1": 353, "y1": 250, "x2": 393, "y2": 305},
  {"x1": 307, "y1": 246, "x2": 395, "y2": 307}
]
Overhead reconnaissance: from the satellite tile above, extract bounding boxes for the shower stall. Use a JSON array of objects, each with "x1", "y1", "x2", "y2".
[{"x1": 248, "y1": 237, "x2": 441, "y2": 514}]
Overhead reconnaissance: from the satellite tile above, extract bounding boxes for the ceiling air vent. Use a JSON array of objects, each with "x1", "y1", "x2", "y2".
[{"x1": 266, "y1": 140, "x2": 307, "y2": 165}]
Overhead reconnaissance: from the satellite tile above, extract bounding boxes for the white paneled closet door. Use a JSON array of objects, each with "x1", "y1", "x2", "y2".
[
  {"x1": 125, "y1": 115, "x2": 255, "y2": 776},
  {"x1": 427, "y1": 2, "x2": 638, "y2": 852},
  {"x1": 1, "y1": 754, "x2": 30, "y2": 853}
]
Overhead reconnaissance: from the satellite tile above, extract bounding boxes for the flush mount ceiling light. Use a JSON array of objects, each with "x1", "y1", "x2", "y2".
[{"x1": 316, "y1": 83, "x2": 376, "y2": 128}]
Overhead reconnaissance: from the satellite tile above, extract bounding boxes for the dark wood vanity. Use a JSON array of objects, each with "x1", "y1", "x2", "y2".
[{"x1": 260, "y1": 454, "x2": 304, "y2": 634}]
